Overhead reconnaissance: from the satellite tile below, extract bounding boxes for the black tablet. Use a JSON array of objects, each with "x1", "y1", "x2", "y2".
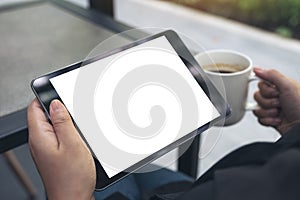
[{"x1": 31, "y1": 30, "x2": 230, "y2": 190}]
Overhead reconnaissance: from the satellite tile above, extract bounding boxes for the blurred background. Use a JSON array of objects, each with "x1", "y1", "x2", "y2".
[{"x1": 164, "y1": 0, "x2": 300, "y2": 39}]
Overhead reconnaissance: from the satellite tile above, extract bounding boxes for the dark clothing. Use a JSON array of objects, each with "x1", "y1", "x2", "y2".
[
  {"x1": 152, "y1": 124, "x2": 300, "y2": 200},
  {"x1": 94, "y1": 167, "x2": 193, "y2": 200},
  {"x1": 99, "y1": 125, "x2": 300, "y2": 200}
]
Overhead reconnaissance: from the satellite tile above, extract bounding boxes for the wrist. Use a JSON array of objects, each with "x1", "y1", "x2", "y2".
[
  {"x1": 48, "y1": 194, "x2": 94, "y2": 200},
  {"x1": 47, "y1": 189, "x2": 95, "y2": 200}
]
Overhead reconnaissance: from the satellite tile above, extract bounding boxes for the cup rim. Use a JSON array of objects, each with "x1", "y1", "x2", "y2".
[{"x1": 194, "y1": 49, "x2": 253, "y2": 77}]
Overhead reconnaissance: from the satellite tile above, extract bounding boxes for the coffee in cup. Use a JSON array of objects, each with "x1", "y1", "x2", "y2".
[
  {"x1": 195, "y1": 50, "x2": 258, "y2": 126},
  {"x1": 202, "y1": 63, "x2": 244, "y2": 74}
]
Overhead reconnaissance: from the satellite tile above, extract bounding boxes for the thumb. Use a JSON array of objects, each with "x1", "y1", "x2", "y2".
[
  {"x1": 254, "y1": 67, "x2": 290, "y2": 91},
  {"x1": 49, "y1": 100, "x2": 79, "y2": 146}
]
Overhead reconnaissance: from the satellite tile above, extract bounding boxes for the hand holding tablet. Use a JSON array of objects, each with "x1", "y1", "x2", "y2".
[
  {"x1": 27, "y1": 99, "x2": 96, "y2": 199},
  {"x1": 31, "y1": 30, "x2": 230, "y2": 190}
]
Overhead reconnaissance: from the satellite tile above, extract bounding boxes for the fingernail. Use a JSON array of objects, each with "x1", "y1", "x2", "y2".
[{"x1": 50, "y1": 100, "x2": 63, "y2": 113}]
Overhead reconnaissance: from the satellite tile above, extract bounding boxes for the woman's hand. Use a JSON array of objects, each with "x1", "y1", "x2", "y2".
[
  {"x1": 253, "y1": 67, "x2": 300, "y2": 135},
  {"x1": 27, "y1": 99, "x2": 96, "y2": 200}
]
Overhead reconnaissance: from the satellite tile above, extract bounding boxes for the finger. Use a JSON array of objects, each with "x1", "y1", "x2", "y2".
[
  {"x1": 27, "y1": 99, "x2": 54, "y2": 134},
  {"x1": 258, "y1": 81, "x2": 279, "y2": 98},
  {"x1": 254, "y1": 91, "x2": 280, "y2": 109},
  {"x1": 49, "y1": 100, "x2": 81, "y2": 147},
  {"x1": 27, "y1": 99, "x2": 57, "y2": 148},
  {"x1": 253, "y1": 108, "x2": 279, "y2": 118},
  {"x1": 258, "y1": 117, "x2": 282, "y2": 127},
  {"x1": 27, "y1": 99, "x2": 48, "y2": 126},
  {"x1": 254, "y1": 68, "x2": 290, "y2": 92}
]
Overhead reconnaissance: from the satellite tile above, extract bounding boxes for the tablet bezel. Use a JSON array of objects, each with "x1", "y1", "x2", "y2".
[{"x1": 31, "y1": 30, "x2": 231, "y2": 190}]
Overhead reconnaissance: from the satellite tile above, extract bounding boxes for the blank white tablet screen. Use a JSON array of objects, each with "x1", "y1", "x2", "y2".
[{"x1": 50, "y1": 36, "x2": 220, "y2": 178}]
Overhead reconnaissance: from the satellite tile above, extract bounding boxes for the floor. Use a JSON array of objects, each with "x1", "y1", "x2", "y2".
[
  {"x1": 0, "y1": 1, "x2": 45, "y2": 199},
  {"x1": 0, "y1": 145, "x2": 45, "y2": 199}
]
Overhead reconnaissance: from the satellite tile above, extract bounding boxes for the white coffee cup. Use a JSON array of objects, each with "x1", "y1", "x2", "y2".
[{"x1": 194, "y1": 50, "x2": 258, "y2": 126}]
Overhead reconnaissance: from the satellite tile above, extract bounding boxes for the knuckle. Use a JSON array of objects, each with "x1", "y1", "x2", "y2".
[
  {"x1": 254, "y1": 93, "x2": 267, "y2": 107},
  {"x1": 254, "y1": 91, "x2": 260, "y2": 101},
  {"x1": 253, "y1": 109, "x2": 262, "y2": 117},
  {"x1": 269, "y1": 69, "x2": 278, "y2": 75},
  {"x1": 53, "y1": 111, "x2": 70, "y2": 126},
  {"x1": 258, "y1": 118, "x2": 270, "y2": 127},
  {"x1": 268, "y1": 108, "x2": 277, "y2": 116},
  {"x1": 258, "y1": 81, "x2": 264, "y2": 89},
  {"x1": 259, "y1": 84, "x2": 276, "y2": 98},
  {"x1": 258, "y1": 118, "x2": 265, "y2": 126},
  {"x1": 263, "y1": 88, "x2": 272, "y2": 96}
]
